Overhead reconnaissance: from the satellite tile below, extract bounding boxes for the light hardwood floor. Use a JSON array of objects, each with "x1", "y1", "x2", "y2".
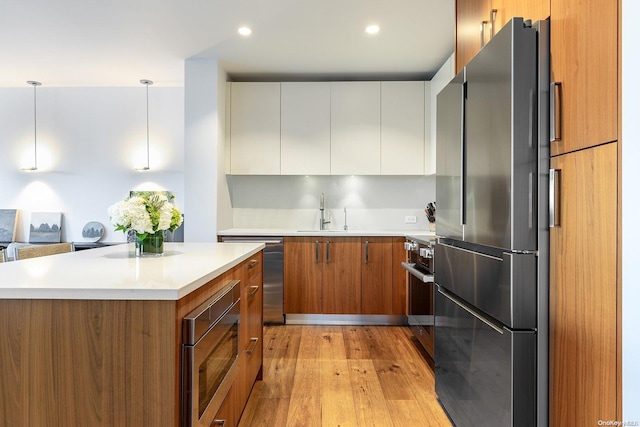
[{"x1": 238, "y1": 325, "x2": 453, "y2": 427}]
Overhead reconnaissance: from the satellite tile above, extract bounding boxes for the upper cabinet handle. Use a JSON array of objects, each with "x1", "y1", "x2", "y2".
[
  {"x1": 490, "y1": 9, "x2": 498, "y2": 39},
  {"x1": 550, "y1": 82, "x2": 562, "y2": 142},
  {"x1": 480, "y1": 20, "x2": 489, "y2": 48}
]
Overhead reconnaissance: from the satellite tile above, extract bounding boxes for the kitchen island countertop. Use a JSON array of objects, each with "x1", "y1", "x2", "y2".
[{"x1": 0, "y1": 242, "x2": 264, "y2": 300}]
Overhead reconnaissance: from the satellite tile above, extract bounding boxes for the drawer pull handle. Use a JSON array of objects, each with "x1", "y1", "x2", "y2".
[
  {"x1": 247, "y1": 259, "x2": 259, "y2": 270},
  {"x1": 246, "y1": 337, "x2": 259, "y2": 355},
  {"x1": 248, "y1": 285, "x2": 260, "y2": 297},
  {"x1": 213, "y1": 420, "x2": 226, "y2": 426}
]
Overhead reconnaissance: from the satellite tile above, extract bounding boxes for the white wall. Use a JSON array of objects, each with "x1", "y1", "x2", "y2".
[
  {"x1": 622, "y1": 0, "x2": 640, "y2": 421},
  {"x1": 0, "y1": 86, "x2": 184, "y2": 243}
]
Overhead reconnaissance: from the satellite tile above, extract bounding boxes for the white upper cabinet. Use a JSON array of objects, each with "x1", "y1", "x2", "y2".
[
  {"x1": 229, "y1": 82, "x2": 281, "y2": 174},
  {"x1": 281, "y1": 82, "x2": 331, "y2": 175},
  {"x1": 381, "y1": 81, "x2": 425, "y2": 175},
  {"x1": 330, "y1": 81, "x2": 382, "y2": 175}
]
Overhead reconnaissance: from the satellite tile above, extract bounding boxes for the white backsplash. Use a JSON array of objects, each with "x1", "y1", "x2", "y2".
[
  {"x1": 227, "y1": 175, "x2": 435, "y2": 231},
  {"x1": 232, "y1": 208, "x2": 432, "y2": 231}
]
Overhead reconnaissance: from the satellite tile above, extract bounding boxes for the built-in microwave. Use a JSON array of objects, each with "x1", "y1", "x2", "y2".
[{"x1": 182, "y1": 280, "x2": 240, "y2": 427}]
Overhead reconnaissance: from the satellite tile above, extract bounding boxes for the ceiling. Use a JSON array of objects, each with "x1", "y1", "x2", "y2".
[{"x1": 1, "y1": 0, "x2": 455, "y2": 87}]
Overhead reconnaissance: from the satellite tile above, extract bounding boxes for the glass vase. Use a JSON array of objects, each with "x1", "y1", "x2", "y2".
[{"x1": 135, "y1": 232, "x2": 164, "y2": 257}]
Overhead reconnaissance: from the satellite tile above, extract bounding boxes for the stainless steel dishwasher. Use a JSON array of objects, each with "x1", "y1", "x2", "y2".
[{"x1": 221, "y1": 236, "x2": 285, "y2": 324}]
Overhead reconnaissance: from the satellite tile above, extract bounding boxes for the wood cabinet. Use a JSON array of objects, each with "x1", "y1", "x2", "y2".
[
  {"x1": 330, "y1": 81, "x2": 381, "y2": 175},
  {"x1": 237, "y1": 253, "x2": 264, "y2": 419},
  {"x1": 456, "y1": 0, "x2": 492, "y2": 74},
  {"x1": 380, "y1": 81, "x2": 425, "y2": 175},
  {"x1": 550, "y1": 0, "x2": 617, "y2": 155},
  {"x1": 284, "y1": 237, "x2": 324, "y2": 314},
  {"x1": 284, "y1": 237, "x2": 361, "y2": 315},
  {"x1": 229, "y1": 82, "x2": 281, "y2": 174},
  {"x1": 280, "y1": 82, "x2": 331, "y2": 175},
  {"x1": 322, "y1": 237, "x2": 362, "y2": 313},
  {"x1": 284, "y1": 236, "x2": 407, "y2": 316},
  {"x1": 455, "y1": 0, "x2": 550, "y2": 73},
  {"x1": 549, "y1": 142, "x2": 618, "y2": 426},
  {"x1": 213, "y1": 382, "x2": 240, "y2": 427},
  {"x1": 391, "y1": 237, "x2": 409, "y2": 315},
  {"x1": 361, "y1": 237, "x2": 393, "y2": 314}
]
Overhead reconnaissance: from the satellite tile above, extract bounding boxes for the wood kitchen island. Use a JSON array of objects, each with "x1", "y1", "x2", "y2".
[{"x1": 0, "y1": 242, "x2": 264, "y2": 427}]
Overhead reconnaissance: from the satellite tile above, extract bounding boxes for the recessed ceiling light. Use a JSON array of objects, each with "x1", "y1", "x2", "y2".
[
  {"x1": 238, "y1": 26, "x2": 252, "y2": 36},
  {"x1": 365, "y1": 24, "x2": 380, "y2": 35}
]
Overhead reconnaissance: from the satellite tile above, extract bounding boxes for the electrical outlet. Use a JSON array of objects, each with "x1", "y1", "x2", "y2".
[{"x1": 405, "y1": 215, "x2": 417, "y2": 224}]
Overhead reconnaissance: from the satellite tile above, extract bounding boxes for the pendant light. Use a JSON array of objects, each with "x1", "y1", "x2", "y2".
[
  {"x1": 135, "y1": 79, "x2": 153, "y2": 171},
  {"x1": 22, "y1": 80, "x2": 41, "y2": 171}
]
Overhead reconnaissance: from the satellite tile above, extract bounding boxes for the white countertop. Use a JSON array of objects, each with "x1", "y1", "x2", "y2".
[
  {"x1": 0, "y1": 242, "x2": 264, "y2": 301},
  {"x1": 218, "y1": 228, "x2": 436, "y2": 238}
]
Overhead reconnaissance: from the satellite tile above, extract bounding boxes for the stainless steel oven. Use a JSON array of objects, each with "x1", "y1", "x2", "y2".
[
  {"x1": 402, "y1": 238, "x2": 435, "y2": 361},
  {"x1": 182, "y1": 280, "x2": 241, "y2": 427}
]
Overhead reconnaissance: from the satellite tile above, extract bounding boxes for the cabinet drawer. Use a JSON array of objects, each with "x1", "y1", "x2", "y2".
[{"x1": 246, "y1": 253, "x2": 263, "y2": 285}]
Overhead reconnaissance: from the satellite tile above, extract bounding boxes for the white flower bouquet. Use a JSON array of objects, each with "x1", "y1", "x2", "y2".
[{"x1": 108, "y1": 193, "x2": 183, "y2": 240}]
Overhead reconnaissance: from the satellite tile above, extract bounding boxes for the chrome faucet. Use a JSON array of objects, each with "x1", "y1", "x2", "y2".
[
  {"x1": 343, "y1": 207, "x2": 348, "y2": 230},
  {"x1": 320, "y1": 193, "x2": 331, "y2": 230}
]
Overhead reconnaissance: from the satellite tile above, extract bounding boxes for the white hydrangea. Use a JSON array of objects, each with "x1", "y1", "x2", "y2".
[
  {"x1": 109, "y1": 193, "x2": 182, "y2": 237},
  {"x1": 158, "y1": 202, "x2": 174, "y2": 231}
]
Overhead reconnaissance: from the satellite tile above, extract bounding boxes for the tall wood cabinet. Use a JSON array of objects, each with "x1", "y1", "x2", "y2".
[
  {"x1": 550, "y1": 0, "x2": 618, "y2": 155},
  {"x1": 547, "y1": 0, "x2": 620, "y2": 424},
  {"x1": 455, "y1": 0, "x2": 550, "y2": 73},
  {"x1": 549, "y1": 143, "x2": 618, "y2": 426}
]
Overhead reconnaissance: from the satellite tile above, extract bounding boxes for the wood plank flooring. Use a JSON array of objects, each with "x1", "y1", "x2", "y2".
[{"x1": 238, "y1": 325, "x2": 452, "y2": 427}]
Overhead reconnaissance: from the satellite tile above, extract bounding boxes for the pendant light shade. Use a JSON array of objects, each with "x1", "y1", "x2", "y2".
[
  {"x1": 135, "y1": 79, "x2": 153, "y2": 171},
  {"x1": 22, "y1": 80, "x2": 41, "y2": 171}
]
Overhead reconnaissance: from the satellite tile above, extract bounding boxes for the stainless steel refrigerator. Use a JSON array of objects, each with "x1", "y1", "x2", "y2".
[{"x1": 434, "y1": 18, "x2": 549, "y2": 427}]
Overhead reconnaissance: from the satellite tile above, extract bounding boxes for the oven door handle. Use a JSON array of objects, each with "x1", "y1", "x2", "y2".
[{"x1": 401, "y1": 262, "x2": 434, "y2": 283}]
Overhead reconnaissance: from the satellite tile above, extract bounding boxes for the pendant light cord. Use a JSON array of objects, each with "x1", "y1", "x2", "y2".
[
  {"x1": 33, "y1": 82, "x2": 37, "y2": 169},
  {"x1": 25, "y1": 80, "x2": 41, "y2": 171},
  {"x1": 138, "y1": 79, "x2": 153, "y2": 171},
  {"x1": 145, "y1": 82, "x2": 150, "y2": 169}
]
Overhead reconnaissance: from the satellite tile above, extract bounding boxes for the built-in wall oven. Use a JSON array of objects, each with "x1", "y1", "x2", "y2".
[
  {"x1": 182, "y1": 280, "x2": 241, "y2": 427},
  {"x1": 402, "y1": 237, "x2": 435, "y2": 362}
]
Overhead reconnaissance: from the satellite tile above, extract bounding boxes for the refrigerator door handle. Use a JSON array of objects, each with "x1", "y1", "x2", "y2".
[
  {"x1": 436, "y1": 239, "x2": 503, "y2": 261},
  {"x1": 437, "y1": 285, "x2": 504, "y2": 334},
  {"x1": 529, "y1": 172, "x2": 534, "y2": 229},
  {"x1": 550, "y1": 168, "x2": 561, "y2": 227},
  {"x1": 550, "y1": 82, "x2": 561, "y2": 142},
  {"x1": 460, "y1": 80, "x2": 467, "y2": 228}
]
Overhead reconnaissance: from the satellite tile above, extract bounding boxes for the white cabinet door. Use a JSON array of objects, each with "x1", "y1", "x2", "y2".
[
  {"x1": 230, "y1": 82, "x2": 281, "y2": 174},
  {"x1": 330, "y1": 82, "x2": 381, "y2": 175},
  {"x1": 380, "y1": 81, "x2": 425, "y2": 175},
  {"x1": 281, "y1": 82, "x2": 331, "y2": 175}
]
